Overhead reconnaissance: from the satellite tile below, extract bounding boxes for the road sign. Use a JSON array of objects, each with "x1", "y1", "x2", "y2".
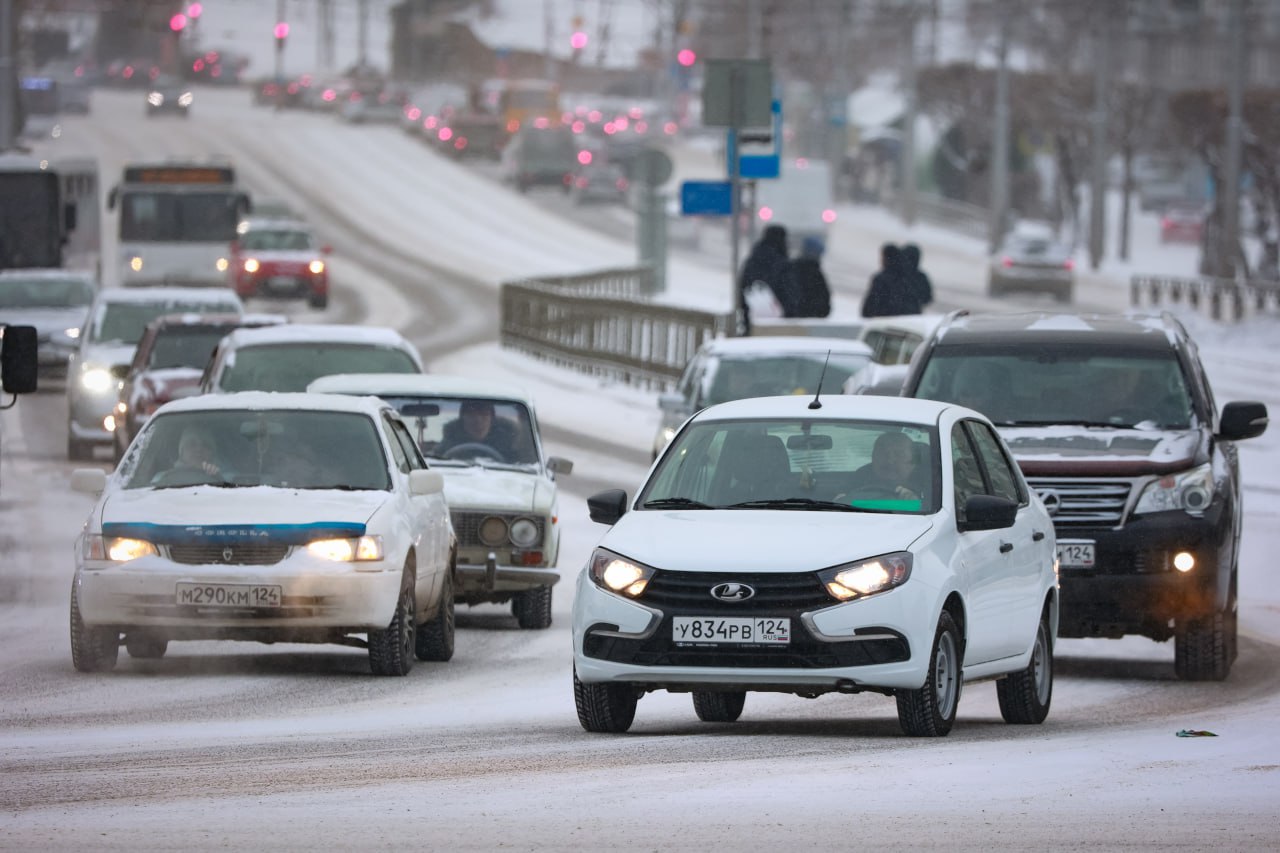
[
  {"x1": 633, "y1": 148, "x2": 674, "y2": 186},
  {"x1": 702, "y1": 59, "x2": 772, "y2": 128},
  {"x1": 680, "y1": 180, "x2": 733, "y2": 216},
  {"x1": 728, "y1": 99, "x2": 781, "y2": 180}
]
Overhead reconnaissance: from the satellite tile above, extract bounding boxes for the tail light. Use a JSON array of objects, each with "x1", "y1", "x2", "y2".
[
  {"x1": 822, "y1": 209, "x2": 837, "y2": 224},
  {"x1": 454, "y1": 137, "x2": 468, "y2": 150},
  {"x1": 616, "y1": 177, "x2": 629, "y2": 191},
  {"x1": 1063, "y1": 258, "x2": 1075, "y2": 271},
  {"x1": 1001, "y1": 256, "x2": 1014, "y2": 268}
]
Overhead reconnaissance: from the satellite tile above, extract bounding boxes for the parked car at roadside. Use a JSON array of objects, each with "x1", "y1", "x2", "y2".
[
  {"x1": 1160, "y1": 202, "x2": 1207, "y2": 245},
  {"x1": 309, "y1": 373, "x2": 573, "y2": 630},
  {"x1": 574, "y1": 394, "x2": 1058, "y2": 735}
]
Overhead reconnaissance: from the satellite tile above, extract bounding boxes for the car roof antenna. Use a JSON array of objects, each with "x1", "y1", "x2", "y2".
[{"x1": 808, "y1": 351, "x2": 832, "y2": 410}]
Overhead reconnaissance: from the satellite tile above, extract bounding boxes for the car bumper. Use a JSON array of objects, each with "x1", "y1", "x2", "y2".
[
  {"x1": 68, "y1": 388, "x2": 120, "y2": 443},
  {"x1": 236, "y1": 273, "x2": 327, "y2": 300},
  {"x1": 571, "y1": 571, "x2": 929, "y2": 692},
  {"x1": 74, "y1": 553, "x2": 403, "y2": 633},
  {"x1": 456, "y1": 555, "x2": 560, "y2": 595}
]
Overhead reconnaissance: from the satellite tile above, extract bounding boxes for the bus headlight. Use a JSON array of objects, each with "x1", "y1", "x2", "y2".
[
  {"x1": 129, "y1": 256, "x2": 143, "y2": 272},
  {"x1": 215, "y1": 257, "x2": 229, "y2": 272}
]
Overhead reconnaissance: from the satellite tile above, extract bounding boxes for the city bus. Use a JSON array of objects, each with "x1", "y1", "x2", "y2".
[
  {"x1": 107, "y1": 161, "x2": 250, "y2": 287},
  {"x1": 0, "y1": 152, "x2": 79, "y2": 271},
  {"x1": 498, "y1": 79, "x2": 560, "y2": 134}
]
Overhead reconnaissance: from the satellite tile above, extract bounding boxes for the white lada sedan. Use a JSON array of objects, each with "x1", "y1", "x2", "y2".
[
  {"x1": 70, "y1": 392, "x2": 456, "y2": 676},
  {"x1": 573, "y1": 394, "x2": 1059, "y2": 736},
  {"x1": 308, "y1": 374, "x2": 573, "y2": 630}
]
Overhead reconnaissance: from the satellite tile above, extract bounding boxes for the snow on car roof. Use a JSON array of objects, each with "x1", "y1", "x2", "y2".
[
  {"x1": 701, "y1": 336, "x2": 875, "y2": 356},
  {"x1": 94, "y1": 286, "x2": 244, "y2": 306},
  {"x1": 697, "y1": 393, "x2": 954, "y2": 424},
  {"x1": 307, "y1": 373, "x2": 535, "y2": 405},
  {"x1": 0, "y1": 268, "x2": 96, "y2": 282},
  {"x1": 154, "y1": 390, "x2": 391, "y2": 418},
  {"x1": 219, "y1": 323, "x2": 417, "y2": 351}
]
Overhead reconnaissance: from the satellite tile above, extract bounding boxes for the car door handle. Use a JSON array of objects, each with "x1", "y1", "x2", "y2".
[
  {"x1": 1032, "y1": 531, "x2": 1046, "y2": 542},
  {"x1": 999, "y1": 541, "x2": 1014, "y2": 553}
]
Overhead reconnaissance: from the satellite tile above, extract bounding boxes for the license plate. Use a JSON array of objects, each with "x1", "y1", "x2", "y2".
[
  {"x1": 268, "y1": 276, "x2": 298, "y2": 290},
  {"x1": 672, "y1": 616, "x2": 790, "y2": 645},
  {"x1": 175, "y1": 583, "x2": 282, "y2": 608},
  {"x1": 1056, "y1": 540, "x2": 1096, "y2": 569}
]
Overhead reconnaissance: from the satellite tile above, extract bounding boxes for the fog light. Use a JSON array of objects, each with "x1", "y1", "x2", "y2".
[
  {"x1": 103, "y1": 414, "x2": 116, "y2": 432},
  {"x1": 1173, "y1": 551, "x2": 1196, "y2": 573}
]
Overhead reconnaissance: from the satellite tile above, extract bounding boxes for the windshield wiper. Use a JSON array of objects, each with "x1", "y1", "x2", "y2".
[
  {"x1": 726, "y1": 498, "x2": 857, "y2": 512},
  {"x1": 643, "y1": 497, "x2": 713, "y2": 509}
]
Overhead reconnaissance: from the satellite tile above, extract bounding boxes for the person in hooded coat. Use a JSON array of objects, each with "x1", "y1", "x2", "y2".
[
  {"x1": 861, "y1": 243, "x2": 911, "y2": 317},
  {"x1": 900, "y1": 243, "x2": 934, "y2": 314},
  {"x1": 790, "y1": 236, "x2": 832, "y2": 318},
  {"x1": 738, "y1": 224, "x2": 797, "y2": 331}
]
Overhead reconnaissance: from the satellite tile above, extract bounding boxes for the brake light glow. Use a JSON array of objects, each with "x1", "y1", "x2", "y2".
[{"x1": 822, "y1": 209, "x2": 837, "y2": 224}]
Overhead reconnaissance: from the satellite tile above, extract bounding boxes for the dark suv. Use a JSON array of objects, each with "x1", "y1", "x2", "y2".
[{"x1": 901, "y1": 311, "x2": 1268, "y2": 680}]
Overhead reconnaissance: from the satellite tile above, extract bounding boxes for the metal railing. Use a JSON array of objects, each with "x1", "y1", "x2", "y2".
[
  {"x1": 1130, "y1": 274, "x2": 1280, "y2": 322},
  {"x1": 500, "y1": 267, "x2": 733, "y2": 388}
]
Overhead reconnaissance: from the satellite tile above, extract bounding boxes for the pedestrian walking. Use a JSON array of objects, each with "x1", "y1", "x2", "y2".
[
  {"x1": 861, "y1": 243, "x2": 912, "y2": 317},
  {"x1": 738, "y1": 224, "x2": 797, "y2": 332},
  {"x1": 900, "y1": 243, "x2": 934, "y2": 314},
  {"x1": 790, "y1": 236, "x2": 832, "y2": 318}
]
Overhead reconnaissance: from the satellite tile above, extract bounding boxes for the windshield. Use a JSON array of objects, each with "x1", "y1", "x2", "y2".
[
  {"x1": 239, "y1": 229, "x2": 314, "y2": 251},
  {"x1": 915, "y1": 347, "x2": 1194, "y2": 428},
  {"x1": 643, "y1": 418, "x2": 938, "y2": 514},
  {"x1": 119, "y1": 190, "x2": 241, "y2": 242},
  {"x1": 121, "y1": 409, "x2": 390, "y2": 491},
  {"x1": 703, "y1": 351, "x2": 873, "y2": 407},
  {"x1": 94, "y1": 300, "x2": 241, "y2": 345},
  {"x1": 149, "y1": 326, "x2": 235, "y2": 369},
  {"x1": 218, "y1": 343, "x2": 419, "y2": 392},
  {"x1": 0, "y1": 276, "x2": 93, "y2": 309},
  {"x1": 380, "y1": 395, "x2": 539, "y2": 468}
]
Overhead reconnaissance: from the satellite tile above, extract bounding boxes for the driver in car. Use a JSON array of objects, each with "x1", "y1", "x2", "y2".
[
  {"x1": 152, "y1": 427, "x2": 222, "y2": 484},
  {"x1": 842, "y1": 431, "x2": 922, "y2": 501},
  {"x1": 437, "y1": 399, "x2": 526, "y2": 462}
]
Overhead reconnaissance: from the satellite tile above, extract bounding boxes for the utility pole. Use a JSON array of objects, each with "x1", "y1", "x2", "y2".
[
  {"x1": 988, "y1": 9, "x2": 1011, "y2": 253},
  {"x1": 317, "y1": 0, "x2": 335, "y2": 73},
  {"x1": 1088, "y1": 6, "x2": 1110, "y2": 270},
  {"x1": 357, "y1": 0, "x2": 369, "y2": 69},
  {"x1": 0, "y1": 0, "x2": 14, "y2": 151},
  {"x1": 1221, "y1": 0, "x2": 1246, "y2": 279},
  {"x1": 902, "y1": 6, "x2": 919, "y2": 227}
]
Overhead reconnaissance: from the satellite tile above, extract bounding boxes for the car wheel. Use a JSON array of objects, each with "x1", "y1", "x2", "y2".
[
  {"x1": 573, "y1": 667, "x2": 637, "y2": 733},
  {"x1": 368, "y1": 570, "x2": 416, "y2": 676},
  {"x1": 512, "y1": 585, "x2": 553, "y2": 630},
  {"x1": 70, "y1": 584, "x2": 119, "y2": 673},
  {"x1": 996, "y1": 607, "x2": 1053, "y2": 724},
  {"x1": 415, "y1": 566, "x2": 455, "y2": 662},
  {"x1": 308, "y1": 292, "x2": 328, "y2": 310},
  {"x1": 125, "y1": 631, "x2": 168, "y2": 659},
  {"x1": 692, "y1": 690, "x2": 746, "y2": 722},
  {"x1": 1175, "y1": 585, "x2": 1235, "y2": 681},
  {"x1": 896, "y1": 610, "x2": 962, "y2": 737}
]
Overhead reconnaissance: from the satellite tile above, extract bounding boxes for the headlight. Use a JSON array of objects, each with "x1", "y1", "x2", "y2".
[
  {"x1": 129, "y1": 256, "x2": 143, "y2": 271},
  {"x1": 306, "y1": 535, "x2": 384, "y2": 562},
  {"x1": 308, "y1": 260, "x2": 325, "y2": 274},
  {"x1": 509, "y1": 517, "x2": 540, "y2": 547},
  {"x1": 64, "y1": 326, "x2": 81, "y2": 340},
  {"x1": 819, "y1": 552, "x2": 913, "y2": 602},
  {"x1": 84, "y1": 535, "x2": 158, "y2": 562},
  {"x1": 1134, "y1": 463, "x2": 1214, "y2": 516},
  {"x1": 588, "y1": 548, "x2": 654, "y2": 598},
  {"x1": 215, "y1": 257, "x2": 229, "y2": 272},
  {"x1": 178, "y1": 92, "x2": 193, "y2": 106},
  {"x1": 478, "y1": 516, "x2": 508, "y2": 547},
  {"x1": 80, "y1": 367, "x2": 114, "y2": 393},
  {"x1": 147, "y1": 92, "x2": 163, "y2": 106},
  {"x1": 243, "y1": 258, "x2": 259, "y2": 273}
]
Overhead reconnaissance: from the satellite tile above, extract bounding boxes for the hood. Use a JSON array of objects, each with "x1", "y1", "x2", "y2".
[
  {"x1": 602, "y1": 510, "x2": 933, "y2": 573},
  {"x1": 999, "y1": 425, "x2": 1204, "y2": 476},
  {"x1": 0, "y1": 307, "x2": 88, "y2": 335},
  {"x1": 440, "y1": 466, "x2": 551, "y2": 513},
  {"x1": 100, "y1": 487, "x2": 387, "y2": 539},
  {"x1": 80, "y1": 341, "x2": 137, "y2": 369}
]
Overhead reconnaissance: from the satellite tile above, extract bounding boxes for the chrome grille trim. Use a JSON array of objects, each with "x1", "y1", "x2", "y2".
[{"x1": 1028, "y1": 478, "x2": 1133, "y2": 527}]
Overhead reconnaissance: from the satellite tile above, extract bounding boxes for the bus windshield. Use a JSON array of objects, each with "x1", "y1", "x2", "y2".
[{"x1": 119, "y1": 190, "x2": 241, "y2": 242}]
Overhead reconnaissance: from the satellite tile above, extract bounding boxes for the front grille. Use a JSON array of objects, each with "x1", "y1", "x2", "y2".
[
  {"x1": 1028, "y1": 478, "x2": 1132, "y2": 527},
  {"x1": 167, "y1": 543, "x2": 291, "y2": 565},
  {"x1": 451, "y1": 511, "x2": 545, "y2": 548},
  {"x1": 640, "y1": 570, "x2": 832, "y2": 611}
]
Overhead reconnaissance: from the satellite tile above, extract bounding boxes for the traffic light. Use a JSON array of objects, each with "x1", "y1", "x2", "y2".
[
  {"x1": 274, "y1": 21, "x2": 289, "y2": 42},
  {"x1": 570, "y1": 31, "x2": 588, "y2": 50},
  {"x1": 188, "y1": 3, "x2": 203, "y2": 18},
  {"x1": 677, "y1": 49, "x2": 696, "y2": 67}
]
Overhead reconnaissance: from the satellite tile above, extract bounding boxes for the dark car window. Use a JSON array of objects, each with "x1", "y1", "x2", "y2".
[
  {"x1": 217, "y1": 343, "x2": 419, "y2": 392},
  {"x1": 965, "y1": 420, "x2": 1024, "y2": 504},
  {"x1": 0, "y1": 276, "x2": 94, "y2": 309},
  {"x1": 149, "y1": 326, "x2": 233, "y2": 369}
]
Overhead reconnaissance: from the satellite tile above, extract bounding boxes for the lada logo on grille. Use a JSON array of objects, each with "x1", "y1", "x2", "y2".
[
  {"x1": 709, "y1": 582, "x2": 755, "y2": 602},
  {"x1": 221, "y1": 547, "x2": 235, "y2": 563},
  {"x1": 1037, "y1": 489, "x2": 1062, "y2": 517}
]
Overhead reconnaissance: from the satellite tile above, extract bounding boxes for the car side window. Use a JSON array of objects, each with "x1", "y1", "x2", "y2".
[
  {"x1": 965, "y1": 420, "x2": 1025, "y2": 504},
  {"x1": 382, "y1": 415, "x2": 412, "y2": 474},
  {"x1": 389, "y1": 419, "x2": 428, "y2": 470},
  {"x1": 950, "y1": 422, "x2": 987, "y2": 522}
]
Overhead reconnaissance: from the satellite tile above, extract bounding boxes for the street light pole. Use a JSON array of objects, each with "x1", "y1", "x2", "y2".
[
  {"x1": 988, "y1": 10, "x2": 1011, "y2": 253},
  {"x1": 1221, "y1": 0, "x2": 1246, "y2": 279}
]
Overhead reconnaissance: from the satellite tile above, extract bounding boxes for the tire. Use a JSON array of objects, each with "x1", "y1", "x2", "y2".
[
  {"x1": 1175, "y1": 598, "x2": 1235, "y2": 682},
  {"x1": 997, "y1": 609, "x2": 1053, "y2": 724},
  {"x1": 70, "y1": 585, "x2": 119, "y2": 673},
  {"x1": 415, "y1": 568, "x2": 455, "y2": 662},
  {"x1": 693, "y1": 690, "x2": 746, "y2": 722},
  {"x1": 512, "y1": 585, "x2": 553, "y2": 630},
  {"x1": 125, "y1": 632, "x2": 168, "y2": 659},
  {"x1": 573, "y1": 668, "x2": 637, "y2": 733},
  {"x1": 368, "y1": 573, "x2": 416, "y2": 677},
  {"x1": 896, "y1": 610, "x2": 962, "y2": 737},
  {"x1": 308, "y1": 292, "x2": 328, "y2": 310}
]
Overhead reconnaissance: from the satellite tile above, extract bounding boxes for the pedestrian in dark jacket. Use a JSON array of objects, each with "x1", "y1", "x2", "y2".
[
  {"x1": 900, "y1": 243, "x2": 934, "y2": 314},
  {"x1": 861, "y1": 243, "x2": 912, "y2": 317},
  {"x1": 738, "y1": 224, "x2": 797, "y2": 331},
  {"x1": 790, "y1": 236, "x2": 832, "y2": 318}
]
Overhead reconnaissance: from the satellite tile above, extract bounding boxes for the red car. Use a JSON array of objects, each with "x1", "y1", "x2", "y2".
[
  {"x1": 1160, "y1": 202, "x2": 1207, "y2": 244},
  {"x1": 230, "y1": 217, "x2": 332, "y2": 308}
]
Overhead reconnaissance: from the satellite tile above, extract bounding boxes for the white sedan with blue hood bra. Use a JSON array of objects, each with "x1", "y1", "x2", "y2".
[
  {"x1": 573, "y1": 394, "x2": 1059, "y2": 736},
  {"x1": 69, "y1": 392, "x2": 456, "y2": 676}
]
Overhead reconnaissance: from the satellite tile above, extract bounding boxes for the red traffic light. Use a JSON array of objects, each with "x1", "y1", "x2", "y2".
[
  {"x1": 170, "y1": 13, "x2": 187, "y2": 32},
  {"x1": 677, "y1": 48, "x2": 696, "y2": 67},
  {"x1": 273, "y1": 21, "x2": 289, "y2": 40},
  {"x1": 570, "y1": 31, "x2": 588, "y2": 50},
  {"x1": 188, "y1": 3, "x2": 203, "y2": 18}
]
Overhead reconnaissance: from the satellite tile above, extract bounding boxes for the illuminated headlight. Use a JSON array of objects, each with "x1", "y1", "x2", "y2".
[
  {"x1": 147, "y1": 92, "x2": 163, "y2": 106},
  {"x1": 243, "y1": 258, "x2": 260, "y2": 273},
  {"x1": 819, "y1": 552, "x2": 913, "y2": 601},
  {"x1": 509, "y1": 517, "x2": 540, "y2": 547},
  {"x1": 178, "y1": 92, "x2": 193, "y2": 106},
  {"x1": 84, "y1": 535, "x2": 158, "y2": 562},
  {"x1": 215, "y1": 257, "x2": 228, "y2": 272},
  {"x1": 306, "y1": 535, "x2": 384, "y2": 562},
  {"x1": 588, "y1": 548, "x2": 654, "y2": 598},
  {"x1": 308, "y1": 260, "x2": 325, "y2": 274},
  {"x1": 659, "y1": 426, "x2": 676, "y2": 447},
  {"x1": 64, "y1": 326, "x2": 81, "y2": 339},
  {"x1": 1134, "y1": 463, "x2": 1214, "y2": 516},
  {"x1": 129, "y1": 256, "x2": 143, "y2": 271},
  {"x1": 80, "y1": 367, "x2": 114, "y2": 393}
]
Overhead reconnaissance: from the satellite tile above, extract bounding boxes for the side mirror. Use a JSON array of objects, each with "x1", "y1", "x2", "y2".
[
  {"x1": 960, "y1": 494, "x2": 1018, "y2": 532},
  {"x1": 1, "y1": 325, "x2": 39, "y2": 395},
  {"x1": 1218, "y1": 401, "x2": 1268, "y2": 442},
  {"x1": 587, "y1": 488, "x2": 628, "y2": 525},
  {"x1": 409, "y1": 468, "x2": 444, "y2": 496},
  {"x1": 547, "y1": 456, "x2": 573, "y2": 475},
  {"x1": 657, "y1": 392, "x2": 687, "y2": 414},
  {"x1": 71, "y1": 468, "x2": 108, "y2": 495},
  {"x1": 106, "y1": 186, "x2": 118, "y2": 210}
]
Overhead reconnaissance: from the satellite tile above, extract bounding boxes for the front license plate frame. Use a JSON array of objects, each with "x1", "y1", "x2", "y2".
[
  {"x1": 175, "y1": 582, "x2": 282, "y2": 608},
  {"x1": 1056, "y1": 540, "x2": 1096, "y2": 569},
  {"x1": 672, "y1": 616, "x2": 790, "y2": 645}
]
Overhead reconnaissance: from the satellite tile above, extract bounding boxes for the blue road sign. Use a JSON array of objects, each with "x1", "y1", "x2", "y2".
[{"x1": 681, "y1": 180, "x2": 733, "y2": 216}]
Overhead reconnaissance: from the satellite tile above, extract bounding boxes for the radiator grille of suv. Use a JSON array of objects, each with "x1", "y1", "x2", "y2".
[{"x1": 1028, "y1": 478, "x2": 1132, "y2": 526}]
